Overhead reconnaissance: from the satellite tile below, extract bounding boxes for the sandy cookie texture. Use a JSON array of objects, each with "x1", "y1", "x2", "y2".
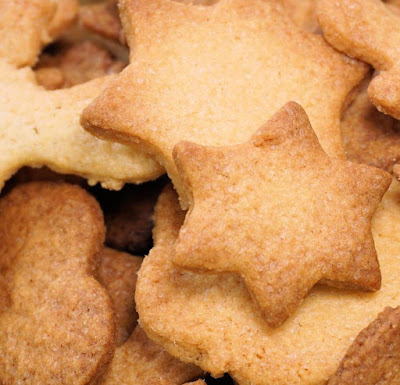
[
  {"x1": 81, "y1": 0, "x2": 367, "y2": 199},
  {"x1": 341, "y1": 76, "x2": 400, "y2": 173},
  {"x1": 136, "y1": 178, "x2": 400, "y2": 385},
  {"x1": 0, "y1": 0, "x2": 78, "y2": 68},
  {"x1": 284, "y1": 0, "x2": 319, "y2": 32},
  {"x1": 172, "y1": 102, "x2": 390, "y2": 326},
  {"x1": 97, "y1": 248, "x2": 203, "y2": 385},
  {"x1": 0, "y1": 182, "x2": 115, "y2": 384},
  {"x1": 329, "y1": 306, "x2": 400, "y2": 385},
  {"x1": 0, "y1": 60, "x2": 162, "y2": 192},
  {"x1": 318, "y1": 0, "x2": 400, "y2": 119}
]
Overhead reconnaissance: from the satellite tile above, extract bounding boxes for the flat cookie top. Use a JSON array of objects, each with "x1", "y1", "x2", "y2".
[
  {"x1": 82, "y1": 0, "x2": 367, "y2": 197},
  {"x1": 172, "y1": 102, "x2": 390, "y2": 326},
  {"x1": 0, "y1": 0, "x2": 77, "y2": 68},
  {"x1": 0, "y1": 60, "x2": 162, "y2": 192},
  {"x1": 0, "y1": 182, "x2": 115, "y2": 384},
  {"x1": 317, "y1": 0, "x2": 400, "y2": 119},
  {"x1": 136, "y1": 179, "x2": 400, "y2": 385}
]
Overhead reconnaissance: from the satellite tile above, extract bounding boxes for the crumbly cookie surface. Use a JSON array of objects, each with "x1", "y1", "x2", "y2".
[
  {"x1": 0, "y1": 60, "x2": 162, "y2": 192},
  {"x1": 137, "y1": 178, "x2": 400, "y2": 385},
  {"x1": 82, "y1": 0, "x2": 367, "y2": 199},
  {"x1": 0, "y1": 182, "x2": 115, "y2": 384},
  {"x1": 172, "y1": 102, "x2": 390, "y2": 326}
]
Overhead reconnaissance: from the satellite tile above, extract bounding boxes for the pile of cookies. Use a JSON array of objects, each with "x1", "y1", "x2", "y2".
[{"x1": 1, "y1": 0, "x2": 400, "y2": 384}]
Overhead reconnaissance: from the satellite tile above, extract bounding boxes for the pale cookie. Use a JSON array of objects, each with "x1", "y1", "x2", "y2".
[
  {"x1": 81, "y1": 0, "x2": 367, "y2": 202},
  {"x1": 0, "y1": 60, "x2": 162, "y2": 192},
  {"x1": 341, "y1": 76, "x2": 400, "y2": 173},
  {"x1": 284, "y1": 0, "x2": 319, "y2": 33},
  {"x1": 329, "y1": 306, "x2": 400, "y2": 384},
  {"x1": 97, "y1": 248, "x2": 203, "y2": 384},
  {"x1": 0, "y1": 0, "x2": 56, "y2": 67},
  {"x1": 48, "y1": 0, "x2": 79, "y2": 39},
  {"x1": 136, "y1": 178, "x2": 400, "y2": 385},
  {"x1": 0, "y1": 182, "x2": 115, "y2": 384},
  {"x1": 318, "y1": 0, "x2": 400, "y2": 119},
  {"x1": 172, "y1": 102, "x2": 390, "y2": 326}
]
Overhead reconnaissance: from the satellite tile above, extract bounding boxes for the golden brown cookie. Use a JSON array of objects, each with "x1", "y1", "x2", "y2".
[
  {"x1": 97, "y1": 248, "x2": 203, "y2": 384},
  {"x1": 0, "y1": 182, "x2": 115, "y2": 384},
  {"x1": 98, "y1": 248, "x2": 142, "y2": 346},
  {"x1": 35, "y1": 41, "x2": 126, "y2": 90},
  {"x1": 329, "y1": 306, "x2": 400, "y2": 384},
  {"x1": 81, "y1": 0, "x2": 367, "y2": 200},
  {"x1": 136, "y1": 178, "x2": 400, "y2": 385},
  {"x1": 395, "y1": 164, "x2": 400, "y2": 179},
  {"x1": 317, "y1": 0, "x2": 400, "y2": 119},
  {"x1": 172, "y1": 102, "x2": 390, "y2": 326},
  {"x1": 341, "y1": 76, "x2": 400, "y2": 173},
  {"x1": 0, "y1": 60, "x2": 162, "y2": 192}
]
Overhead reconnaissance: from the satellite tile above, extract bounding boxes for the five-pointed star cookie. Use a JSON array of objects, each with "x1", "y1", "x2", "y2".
[
  {"x1": 0, "y1": 60, "x2": 162, "y2": 192},
  {"x1": 171, "y1": 102, "x2": 391, "y2": 327},
  {"x1": 317, "y1": 0, "x2": 400, "y2": 119},
  {"x1": 81, "y1": 0, "x2": 367, "y2": 202}
]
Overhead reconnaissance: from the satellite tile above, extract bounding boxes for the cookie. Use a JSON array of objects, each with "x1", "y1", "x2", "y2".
[
  {"x1": 79, "y1": 0, "x2": 125, "y2": 44},
  {"x1": 35, "y1": 41, "x2": 126, "y2": 90},
  {"x1": 329, "y1": 306, "x2": 400, "y2": 384},
  {"x1": 0, "y1": 182, "x2": 115, "y2": 384},
  {"x1": 98, "y1": 248, "x2": 142, "y2": 346},
  {"x1": 317, "y1": 0, "x2": 400, "y2": 119},
  {"x1": 81, "y1": 0, "x2": 367, "y2": 201},
  {"x1": 0, "y1": 60, "x2": 162, "y2": 192},
  {"x1": 0, "y1": 0, "x2": 78, "y2": 68},
  {"x1": 95, "y1": 180, "x2": 165, "y2": 255},
  {"x1": 172, "y1": 102, "x2": 390, "y2": 326},
  {"x1": 284, "y1": 0, "x2": 319, "y2": 33},
  {"x1": 97, "y1": 248, "x2": 203, "y2": 384},
  {"x1": 48, "y1": 0, "x2": 79, "y2": 39},
  {"x1": 0, "y1": 0, "x2": 56, "y2": 67},
  {"x1": 136, "y1": 177, "x2": 400, "y2": 385},
  {"x1": 341, "y1": 76, "x2": 400, "y2": 173}
]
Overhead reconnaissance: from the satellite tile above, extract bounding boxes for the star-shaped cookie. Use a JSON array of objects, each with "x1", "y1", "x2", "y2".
[
  {"x1": 317, "y1": 0, "x2": 400, "y2": 119},
  {"x1": 136, "y1": 179, "x2": 400, "y2": 385},
  {"x1": 0, "y1": 60, "x2": 162, "y2": 191},
  {"x1": 82, "y1": 0, "x2": 367, "y2": 200},
  {"x1": 171, "y1": 102, "x2": 391, "y2": 327}
]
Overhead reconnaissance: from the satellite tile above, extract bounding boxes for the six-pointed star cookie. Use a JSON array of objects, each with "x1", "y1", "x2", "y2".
[
  {"x1": 317, "y1": 0, "x2": 400, "y2": 119},
  {"x1": 136, "y1": 179, "x2": 400, "y2": 385},
  {"x1": 0, "y1": 60, "x2": 162, "y2": 192},
  {"x1": 171, "y1": 102, "x2": 391, "y2": 327},
  {"x1": 82, "y1": 0, "x2": 367, "y2": 202}
]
